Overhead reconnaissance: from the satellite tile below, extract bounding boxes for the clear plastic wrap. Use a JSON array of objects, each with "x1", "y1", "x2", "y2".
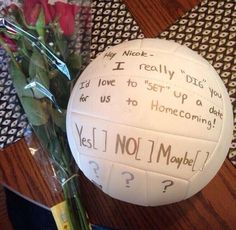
[{"x1": 0, "y1": 0, "x2": 92, "y2": 229}]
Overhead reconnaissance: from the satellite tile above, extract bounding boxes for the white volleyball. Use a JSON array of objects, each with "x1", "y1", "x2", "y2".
[{"x1": 66, "y1": 38, "x2": 233, "y2": 206}]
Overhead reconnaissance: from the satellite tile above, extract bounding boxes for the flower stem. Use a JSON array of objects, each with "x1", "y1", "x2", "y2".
[{"x1": 62, "y1": 178, "x2": 91, "y2": 230}]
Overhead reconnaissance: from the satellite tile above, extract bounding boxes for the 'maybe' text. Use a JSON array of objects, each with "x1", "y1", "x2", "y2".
[{"x1": 115, "y1": 134, "x2": 204, "y2": 171}]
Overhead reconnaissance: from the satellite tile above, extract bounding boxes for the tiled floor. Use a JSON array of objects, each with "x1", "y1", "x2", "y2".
[{"x1": 0, "y1": 186, "x2": 13, "y2": 230}]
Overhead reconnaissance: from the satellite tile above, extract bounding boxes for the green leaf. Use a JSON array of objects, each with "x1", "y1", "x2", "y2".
[
  {"x1": 28, "y1": 49, "x2": 49, "y2": 98},
  {"x1": 67, "y1": 53, "x2": 82, "y2": 79},
  {"x1": 51, "y1": 22, "x2": 68, "y2": 59},
  {"x1": 29, "y1": 49, "x2": 48, "y2": 76},
  {"x1": 36, "y1": 7, "x2": 46, "y2": 41},
  {"x1": 50, "y1": 75, "x2": 70, "y2": 109},
  {"x1": 33, "y1": 124, "x2": 51, "y2": 150},
  {"x1": 10, "y1": 62, "x2": 34, "y2": 97},
  {"x1": 21, "y1": 97, "x2": 49, "y2": 126},
  {"x1": 50, "y1": 108, "x2": 66, "y2": 132},
  {"x1": 17, "y1": 37, "x2": 32, "y2": 58}
]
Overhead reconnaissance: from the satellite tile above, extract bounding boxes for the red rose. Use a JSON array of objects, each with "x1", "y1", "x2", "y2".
[
  {"x1": 0, "y1": 33, "x2": 18, "y2": 52},
  {"x1": 23, "y1": 0, "x2": 54, "y2": 25},
  {"x1": 23, "y1": 0, "x2": 78, "y2": 36},
  {"x1": 53, "y1": 2, "x2": 79, "y2": 36}
]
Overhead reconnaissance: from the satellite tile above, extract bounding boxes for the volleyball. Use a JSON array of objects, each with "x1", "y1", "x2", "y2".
[{"x1": 66, "y1": 38, "x2": 233, "y2": 206}]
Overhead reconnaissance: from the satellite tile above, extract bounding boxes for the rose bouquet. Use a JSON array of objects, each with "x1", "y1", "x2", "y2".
[{"x1": 0, "y1": 0, "x2": 92, "y2": 229}]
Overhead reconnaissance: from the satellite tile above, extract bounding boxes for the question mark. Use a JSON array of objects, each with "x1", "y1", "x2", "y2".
[
  {"x1": 121, "y1": 171, "x2": 134, "y2": 188},
  {"x1": 89, "y1": 161, "x2": 99, "y2": 178},
  {"x1": 162, "y1": 180, "x2": 174, "y2": 193}
]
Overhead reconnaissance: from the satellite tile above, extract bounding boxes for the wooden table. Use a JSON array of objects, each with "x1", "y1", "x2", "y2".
[{"x1": 1, "y1": 0, "x2": 236, "y2": 229}]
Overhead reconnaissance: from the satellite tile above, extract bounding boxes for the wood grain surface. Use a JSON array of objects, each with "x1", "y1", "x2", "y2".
[
  {"x1": 0, "y1": 137, "x2": 63, "y2": 208},
  {"x1": 123, "y1": 0, "x2": 201, "y2": 37},
  {"x1": 1, "y1": 0, "x2": 236, "y2": 229},
  {"x1": 0, "y1": 186, "x2": 12, "y2": 230}
]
